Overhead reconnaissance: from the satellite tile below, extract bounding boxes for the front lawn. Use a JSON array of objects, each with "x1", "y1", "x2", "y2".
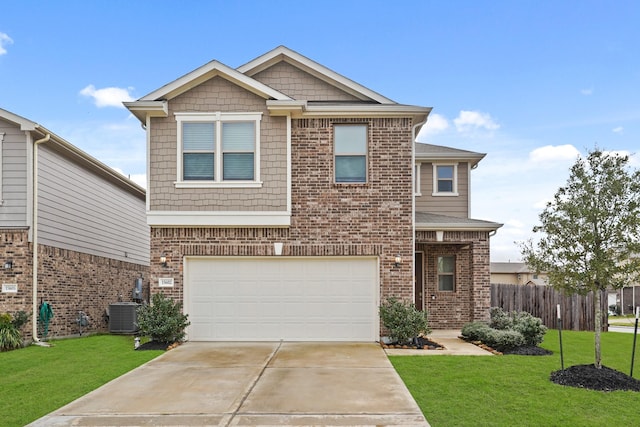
[
  {"x1": 0, "y1": 334, "x2": 163, "y2": 427},
  {"x1": 391, "y1": 330, "x2": 640, "y2": 427}
]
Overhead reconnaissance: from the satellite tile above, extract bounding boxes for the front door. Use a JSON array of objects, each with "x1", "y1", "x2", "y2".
[{"x1": 415, "y1": 252, "x2": 424, "y2": 311}]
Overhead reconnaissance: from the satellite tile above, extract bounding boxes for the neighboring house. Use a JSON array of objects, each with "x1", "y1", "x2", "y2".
[
  {"x1": 125, "y1": 46, "x2": 501, "y2": 340},
  {"x1": 490, "y1": 262, "x2": 548, "y2": 286},
  {"x1": 0, "y1": 108, "x2": 149, "y2": 341}
]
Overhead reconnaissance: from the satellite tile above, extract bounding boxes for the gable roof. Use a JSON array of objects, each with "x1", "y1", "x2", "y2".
[
  {"x1": 238, "y1": 46, "x2": 395, "y2": 104},
  {"x1": 415, "y1": 142, "x2": 486, "y2": 166},
  {"x1": 137, "y1": 60, "x2": 292, "y2": 103},
  {"x1": 0, "y1": 108, "x2": 145, "y2": 199},
  {"x1": 126, "y1": 46, "x2": 432, "y2": 125}
]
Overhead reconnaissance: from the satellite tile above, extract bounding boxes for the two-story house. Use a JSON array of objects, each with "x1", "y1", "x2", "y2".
[
  {"x1": 0, "y1": 108, "x2": 149, "y2": 341},
  {"x1": 125, "y1": 46, "x2": 501, "y2": 340}
]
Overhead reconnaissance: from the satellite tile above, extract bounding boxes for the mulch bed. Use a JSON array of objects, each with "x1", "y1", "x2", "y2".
[
  {"x1": 136, "y1": 341, "x2": 177, "y2": 351},
  {"x1": 381, "y1": 336, "x2": 445, "y2": 350},
  {"x1": 551, "y1": 364, "x2": 640, "y2": 392}
]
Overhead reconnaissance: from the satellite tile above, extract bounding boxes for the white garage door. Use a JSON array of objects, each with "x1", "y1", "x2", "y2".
[{"x1": 185, "y1": 257, "x2": 378, "y2": 341}]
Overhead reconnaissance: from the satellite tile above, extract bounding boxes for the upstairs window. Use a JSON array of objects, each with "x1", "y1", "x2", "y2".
[
  {"x1": 176, "y1": 112, "x2": 261, "y2": 188},
  {"x1": 433, "y1": 164, "x2": 458, "y2": 195},
  {"x1": 183, "y1": 122, "x2": 215, "y2": 180},
  {"x1": 334, "y1": 124, "x2": 367, "y2": 183},
  {"x1": 222, "y1": 122, "x2": 255, "y2": 180},
  {"x1": 437, "y1": 256, "x2": 455, "y2": 291}
]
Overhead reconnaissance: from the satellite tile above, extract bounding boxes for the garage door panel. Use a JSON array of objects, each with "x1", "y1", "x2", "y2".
[{"x1": 186, "y1": 257, "x2": 378, "y2": 341}]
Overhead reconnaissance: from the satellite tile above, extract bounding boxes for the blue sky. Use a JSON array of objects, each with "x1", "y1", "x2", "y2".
[{"x1": 2, "y1": 1, "x2": 639, "y2": 262}]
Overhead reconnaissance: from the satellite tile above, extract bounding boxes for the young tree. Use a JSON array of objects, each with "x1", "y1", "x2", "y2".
[{"x1": 520, "y1": 148, "x2": 640, "y2": 369}]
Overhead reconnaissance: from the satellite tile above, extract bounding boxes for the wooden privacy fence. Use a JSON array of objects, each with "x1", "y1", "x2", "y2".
[{"x1": 490, "y1": 283, "x2": 608, "y2": 331}]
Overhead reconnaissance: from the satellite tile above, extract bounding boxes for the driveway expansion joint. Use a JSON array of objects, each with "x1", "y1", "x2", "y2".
[{"x1": 224, "y1": 340, "x2": 283, "y2": 427}]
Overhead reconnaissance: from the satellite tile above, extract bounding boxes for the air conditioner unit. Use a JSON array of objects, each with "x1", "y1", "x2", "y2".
[{"x1": 109, "y1": 302, "x2": 139, "y2": 334}]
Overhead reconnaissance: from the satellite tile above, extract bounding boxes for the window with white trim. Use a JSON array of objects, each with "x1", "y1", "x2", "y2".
[
  {"x1": 334, "y1": 124, "x2": 367, "y2": 183},
  {"x1": 433, "y1": 164, "x2": 458, "y2": 195},
  {"x1": 437, "y1": 255, "x2": 455, "y2": 291},
  {"x1": 176, "y1": 112, "x2": 262, "y2": 188},
  {"x1": 414, "y1": 163, "x2": 422, "y2": 196}
]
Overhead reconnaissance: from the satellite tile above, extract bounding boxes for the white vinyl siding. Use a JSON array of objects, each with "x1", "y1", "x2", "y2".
[
  {"x1": 334, "y1": 124, "x2": 367, "y2": 183},
  {"x1": 37, "y1": 146, "x2": 149, "y2": 265},
  {"x1": 176, "y1": 112, "x2": 261, "y2": 188},
  {"x1": 185, "y1": 257, "x2": 379, "y2": 341}
]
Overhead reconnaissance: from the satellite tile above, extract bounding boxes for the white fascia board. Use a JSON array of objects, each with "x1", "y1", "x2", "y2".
[
  {"x1": 123, "y1": 100, "x2": 168, "y2": 123},
  {"x1": 147, "y1": 211, "x2": 291, "y2": 227},
  {"x1": 139, "y1": 60, "x2": 291, "y2": 102},
  {"x1": 238, "y1": 46, "x2": 396, "y2": 104},
  {"x1": 0, "y1": 108, "x2": 38, "y2": 131},
  {"x1": 415, "y1": 152, "x2": 486, "y2": 164},
  {"x1": 266, "y1": 102, "x2": 431, "y2": 120},
  {"x1": 415, "y1": 223, "x2": 503, "y2": 232}
]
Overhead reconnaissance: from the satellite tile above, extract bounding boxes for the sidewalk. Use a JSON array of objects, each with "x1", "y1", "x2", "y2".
[{"x1": 384, "y1": 329, "x2": 494, "y2": 356}]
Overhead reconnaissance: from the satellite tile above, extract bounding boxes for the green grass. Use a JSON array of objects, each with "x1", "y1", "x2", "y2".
[
  {"x1": 0, "y1": 334, "x2": 163, "y2": 427},
  {"x1": 391, "y1": 330, "x2": 640, "y2": 427}
]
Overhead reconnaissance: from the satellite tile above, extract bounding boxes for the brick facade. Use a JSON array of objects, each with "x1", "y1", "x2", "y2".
[
  {"x1": 416, "y1": 230, "x2": 491, "y2": 328},
  {"x1": 149, "y1": 117, "x2": 416, "y2": 308},
  {"x1": 1, "y1": 228, "x2": 149, "y2": 340}
]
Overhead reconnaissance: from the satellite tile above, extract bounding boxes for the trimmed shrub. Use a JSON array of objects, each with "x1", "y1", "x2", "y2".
[
  {"x1": 484, "y1": 328, "x2": 526, "y2": 351},
  {"x1": 379, "y1": 297, "x2": 431, "y2": 344},
  {"x1": 136, "y1": 293, "x2": 190, "y2": 343},
  {"x1": 511, "y1": 311, "x2": 547, "y2": 346},
  {"x1": 463, "y1": 308, "x2": 547, "y2": 350},
  {"x1": 460, "y1": 321, "x2": 493, "y2": 342},
  {"x1": 489, "y1": 307, "x2": 513, "y2": 330}
]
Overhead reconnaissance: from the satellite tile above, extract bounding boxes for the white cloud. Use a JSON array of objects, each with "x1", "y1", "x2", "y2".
[
  {"x1": 0, "y1": 32, "x2": 13, "y2": 55},
  {"x1": 528, "y1": 144, "x2": 580, "y2": 164},
  {"x1": 580, "y1": 88, "x2": 593, "y2": 96},
  {"x1": 612, "y1": 126, "x2": 624, "y2": 134},
  {"x1": 453, "y1": 110, "x2": 500, "y2": 133},
  {"x1": 79, "y1": 84, "x2": 135, "y2": 108},
  {"x1": 421, "y1": 113, "x2": 449, "y2": 136}
]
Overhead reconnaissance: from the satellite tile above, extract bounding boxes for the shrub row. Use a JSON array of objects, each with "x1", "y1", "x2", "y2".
[{"x1": 461, "y1": 307, "x2": 547, "y2": 351}]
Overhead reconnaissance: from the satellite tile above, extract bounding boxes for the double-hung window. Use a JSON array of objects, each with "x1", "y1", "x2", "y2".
[
  {"x1": 433, "y1": 164, "x2": 458, "y2": 195},
  {"x1": 437, "y1": 256, "x2": 455, "y2": 291},
  {"x1": 334, "y1": 124, "x2": 367, "y2": 183},
  {"x1": 176, "y1": 112, "x2": 261, "y2": 188}
]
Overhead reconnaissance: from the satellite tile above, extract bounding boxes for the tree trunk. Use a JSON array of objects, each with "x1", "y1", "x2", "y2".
[{"x1": 594, "y1": 289, "x2": 602, "y2": 369}]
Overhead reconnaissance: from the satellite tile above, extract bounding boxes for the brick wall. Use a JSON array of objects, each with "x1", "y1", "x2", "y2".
[
  {"x1": 416, "y1": 230, "x2": 491, "y2": 328},
  {"x1": 1, "y1": 228, "x2": 149, "y2": 340},
  {"x1": 0, "y1": 229, "x2": 32, "y2": 318},
  {"x1": 37, "y1": 245, "x2": 149, "y2": 338},
  {"x1": 149, "y1": 116, "x2": 416, "y2": 310}
]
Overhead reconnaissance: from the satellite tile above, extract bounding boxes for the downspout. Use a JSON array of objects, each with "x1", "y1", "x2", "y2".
[{"x1": 32, "y1": 132, "x2": 50, "y2": 343}]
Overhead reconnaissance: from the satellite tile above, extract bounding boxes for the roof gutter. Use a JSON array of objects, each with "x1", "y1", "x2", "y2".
[{"x1": 31, "y1": 132, "x2": 50, "y2": 344}]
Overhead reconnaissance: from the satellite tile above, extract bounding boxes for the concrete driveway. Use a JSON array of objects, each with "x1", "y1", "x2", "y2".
[{"x1": 30, "y1": 342, "x2": 429, "y2": 426}]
